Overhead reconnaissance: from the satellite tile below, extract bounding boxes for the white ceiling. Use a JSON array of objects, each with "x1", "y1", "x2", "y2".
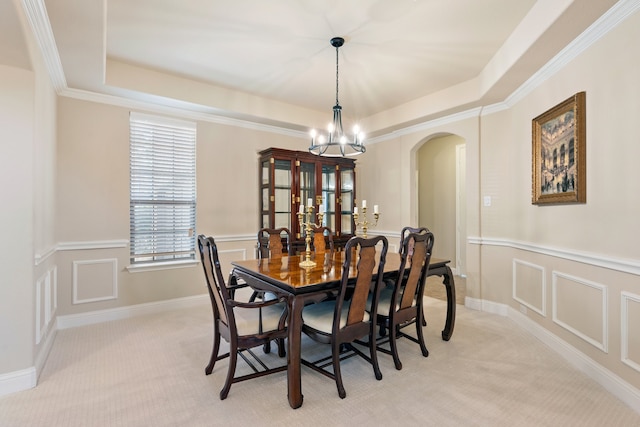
[{"x1": 7, "y1": 0, "x2": 620, "y2": 136}]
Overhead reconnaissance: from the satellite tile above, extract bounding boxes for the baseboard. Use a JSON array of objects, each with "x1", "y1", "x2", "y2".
[
  {"x1": 466, "y1": 297, "x2": 640, "y2": 413},
  {"x1": 0, "y1": 367, "x2": 36, "y2": 398},
  {"x1": 0, "y1": 294, "x2": 209, "y2": 397},
  {"x1": 508, "y1": 306, "x2": 640, "y2": 414},
  {"x1": 465, "y1": 296, "x2": 508, "y2": 316},
  {"x1": 0, "y1": 323, "x2": 57, "y2": 397},
  {"x1": 34, "y1": 324, "x2": 57, "y2": 380},
  {"x1": 57, "y1": 294, "x2": 209, "y2": 330}
]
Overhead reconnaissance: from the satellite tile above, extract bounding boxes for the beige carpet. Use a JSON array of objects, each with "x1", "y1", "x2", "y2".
[{"x1": 1, "y1": 295, "x2": 639, "y2": 427}]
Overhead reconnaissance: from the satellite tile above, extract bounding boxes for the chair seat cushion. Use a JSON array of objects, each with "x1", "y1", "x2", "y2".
[
  {"x1": 234, "y1": 302, "x2": 287, "y2": 336},
  {"x1": 302, "y1": 300, "x2": 370, "y2": 334},
  {"x1": 367, "y1": 286, "x2": 417, "y2": 316}
]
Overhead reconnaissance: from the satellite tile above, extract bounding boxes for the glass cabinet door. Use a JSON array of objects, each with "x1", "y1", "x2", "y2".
[
  {"x1": 340, "y1": 167, "x2": 354, "y2": 236},
  {"x1": 298, "y1": 161, "x2": 316, "y2": 237},
  {"x1": 260, "y1": 159, "x2": 270, "y2": 229},
  {"x1": 273, "y1": 159, "x2": 292, "y2": 230},
  {"x1": 321, "y1": 165, "x2": 336, "y2": 232},
  {"x1": 259, "y1": 148, "x2": 356, "y2": 250}
]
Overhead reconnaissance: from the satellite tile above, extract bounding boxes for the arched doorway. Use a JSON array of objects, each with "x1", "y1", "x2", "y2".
[{"x1": 416, "y1": 134, "x2": 466, "y2": 277}]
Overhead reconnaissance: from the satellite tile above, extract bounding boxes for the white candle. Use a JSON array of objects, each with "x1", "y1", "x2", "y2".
[
  {"x1": 299, "y1": 204, "x2": 304, "y2": 213},
  {"x1": 308, "y1": 198, "x2": 313, "y2": 208},
  {"x1": 374, "y1": 205, "x2": 379, "y2": 214},
  {"x1": 354, "y1": 207, "x2": 358, "y2": 215},
  {"x1": 319, "y1": 205, "x2": 324, "y2": 214},
  {"x1": 362, "y1": 199, "x2": 366, "y2": 209}
]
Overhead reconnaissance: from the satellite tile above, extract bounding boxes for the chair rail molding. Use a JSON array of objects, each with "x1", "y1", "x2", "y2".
[{"x1": 468, "y1": 236, "x2": 640, "y2": 277}]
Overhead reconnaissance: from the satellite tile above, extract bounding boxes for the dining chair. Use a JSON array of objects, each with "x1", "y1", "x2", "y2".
[
  {"x1": 197, "y1": 235, "x2": 288, "y2": 400},
  {"x1": 398, "y1": 226, "x2": 432, "y2": 327},
  {"x1": 370, "y1": 228, "x2": 435, "y2": 370},
  {"x1": 252, "y1": 227, "x2": 295, "y2": 352},
  {"x1": 301, "y1": 235, "x2": 389, "y2": 399},
  {"x1": 257, "y1": 227, "x2": 294, "y2": 259},
  {"x1": 310, "y1": 225, "x2": 334, "y2": 254}
]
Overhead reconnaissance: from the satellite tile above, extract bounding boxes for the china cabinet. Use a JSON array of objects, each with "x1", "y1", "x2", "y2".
[{"x1": 259, "y1": 148, "x2": 356, "y2": 251}]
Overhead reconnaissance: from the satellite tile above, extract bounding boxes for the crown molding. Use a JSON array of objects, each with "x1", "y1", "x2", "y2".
[
  {"x1": 506, "y1": 0, "x2": 640, "y2": 107},
  {"x1": 20, "y1": 0, "x2": 66, "y2": 91},
  {"x1": 25, "y1": 0, "x2": 640, "y2": 141}
]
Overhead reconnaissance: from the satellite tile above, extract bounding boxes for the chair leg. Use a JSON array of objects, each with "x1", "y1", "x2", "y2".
[
  {"x1": 263, "y1": 341, "x2": 271, "y2": 354},
  {"x1": 220, "y1": 346, "x2": 238, "y2": 400},
  {"x1": 369, "y1": 325, "x2": 383, "y2": 380},
  {"x1": 277, "y1": 338, "x2": 286, "y2": 357},
  {"x1": 332, "y1": 341, "x2": 347, "y2": 399},
  {"x1": 206, "y1": 329, "x2": 221, "y2": 375},
  {"x1": 379, "y1": 323, "x2": 387, "y2": 337},
  {"x1": 416, "y1": 312, "x2": 429, "y2": 357},
  {"x1": 389, "y1": 323, "x2": 403, "y2": 370}
]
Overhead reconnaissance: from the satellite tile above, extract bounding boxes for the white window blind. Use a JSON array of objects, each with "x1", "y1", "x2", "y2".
[{"x1": 129, "y1": 112, "x2": 196, "y2": 264}]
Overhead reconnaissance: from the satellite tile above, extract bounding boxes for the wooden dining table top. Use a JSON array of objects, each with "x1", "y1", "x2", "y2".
[{"x1": 231, "y1": 250, "x2": 448, "y2": 293}]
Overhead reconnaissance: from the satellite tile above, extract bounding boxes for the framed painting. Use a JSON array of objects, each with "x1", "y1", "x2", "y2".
[{"x1": 532, "y1": 91, "x2": 586, "y2": 205}]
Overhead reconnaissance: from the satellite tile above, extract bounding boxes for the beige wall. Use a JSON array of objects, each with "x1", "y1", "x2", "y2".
[
  {"x1": 0, "y1": 0, "x2": 58, "y2": 381},
  {"x1": 0, "y1": 64, "x2": 35, "y2": 374},
  {"x1": 54, "y1": 97, "x2": 306, "y2": 315},
  {"x1": 357, "y1": 10, "x2": 640, "y2": 390},
  {"x1": 359, "y1": 118, "x2": 482, "y2": 298},
  {"x1": 417, "y1": 134, "x2": 464, "y2": 268}
]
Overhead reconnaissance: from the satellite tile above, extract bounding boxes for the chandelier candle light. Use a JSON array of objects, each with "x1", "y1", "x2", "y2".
[
  {"x1": 353, "y1": 200, "x2": 379, "y2": 238},
  {"x1": 297, "y1": 198, "x2": 324, "y2": 268},
  {"x1": 309, "y1": 37, "x2": 365, "y2": 157}
]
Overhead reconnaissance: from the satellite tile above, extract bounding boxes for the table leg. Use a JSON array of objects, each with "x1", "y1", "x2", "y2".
[
  {"x1": 427, "y1": 264, "x2": 456, "y2": 341},
  {"x1": 287, "y1": 295, "x2": 305, "y2": 409}
]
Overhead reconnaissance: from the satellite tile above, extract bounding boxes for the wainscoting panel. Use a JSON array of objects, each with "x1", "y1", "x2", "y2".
[
  {"x1": 35, "y1": 273, "x2": 45, "y2": 345},
  {"x1": 35, "y1": 267, "x2": 57, "y2": 345},
  {"x1": 72, "y1": 259, "x2": 118, "y2": 304},
  {"x1": 622, "y1": 291, "x2": 640, "y2": 373},
  {"x1": 552, "y1": 271, "x2": 608, "y2": 352},
  {"x1": 513, "y1": 259, "x2": 545, "y2": 316}
]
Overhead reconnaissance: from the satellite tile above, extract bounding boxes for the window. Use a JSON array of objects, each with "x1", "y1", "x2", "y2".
[{"x1": 129, "y1": 112, "x2": 196, "y2": 264}]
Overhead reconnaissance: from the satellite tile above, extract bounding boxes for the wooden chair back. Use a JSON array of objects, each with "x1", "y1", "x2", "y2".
[
  {"x1": 336, "y1": 235, "x2": 388, "y2": 339},
  {"x1": 197, "y1": 235, "x2": 233, "y2": 334},
  {"x1": 257, "y1": 227, "x2": 293, "y2": 258},
  {"x1": 395, "y1": 229, "x2": 435, "y2": 312},
  {"x1": 311, "y1": 226, "x2": 334, "y2": 253}
]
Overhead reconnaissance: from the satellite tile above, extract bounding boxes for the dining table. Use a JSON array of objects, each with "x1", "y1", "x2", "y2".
[{"x1": 231, "y1": 250, "x2": 456, "y2": 409}]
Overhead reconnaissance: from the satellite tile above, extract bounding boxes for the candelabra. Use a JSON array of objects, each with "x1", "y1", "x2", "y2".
[
  {"x1": 352, "y1": 200, "x2": 380, "y2": 238},
  {"x1": 296, "y1": 200, "x2": 324, "y2": 268}
]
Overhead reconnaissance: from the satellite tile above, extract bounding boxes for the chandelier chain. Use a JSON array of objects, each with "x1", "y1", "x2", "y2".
[{"x1": 335, "y1": 44, "x2": 340, "y2": 106}]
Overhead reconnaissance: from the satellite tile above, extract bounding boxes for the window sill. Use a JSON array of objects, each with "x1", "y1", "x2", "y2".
[{"x1": 126, "y1": 260, "x2": 199, "y2": 273}]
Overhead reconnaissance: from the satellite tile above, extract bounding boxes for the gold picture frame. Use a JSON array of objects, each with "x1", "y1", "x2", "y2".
[{"x1": 532, "y1": 91, "x2": 586, "y2": 205}]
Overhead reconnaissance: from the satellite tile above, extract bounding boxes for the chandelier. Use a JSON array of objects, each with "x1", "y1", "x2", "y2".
[{"x1": 309, "y1": 37, "x2": 365, "y2": 157}]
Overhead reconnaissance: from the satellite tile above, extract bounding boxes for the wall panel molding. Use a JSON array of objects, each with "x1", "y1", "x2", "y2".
[
  {"x1": 512, "y1": 259, "x2": 546, "y2": 316},
  {"x1": 34, "y1": 267, "x2": 57, "y2": 345},
  {"x1": 72, "y1": 258, "x2": 118, "y2": 304},
  {"x1": 552, "y1": 271, "x2": 608, "y2": 353},
  {"x1": 622, "y1": 291, "x2": 640, "y2": 373}
]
